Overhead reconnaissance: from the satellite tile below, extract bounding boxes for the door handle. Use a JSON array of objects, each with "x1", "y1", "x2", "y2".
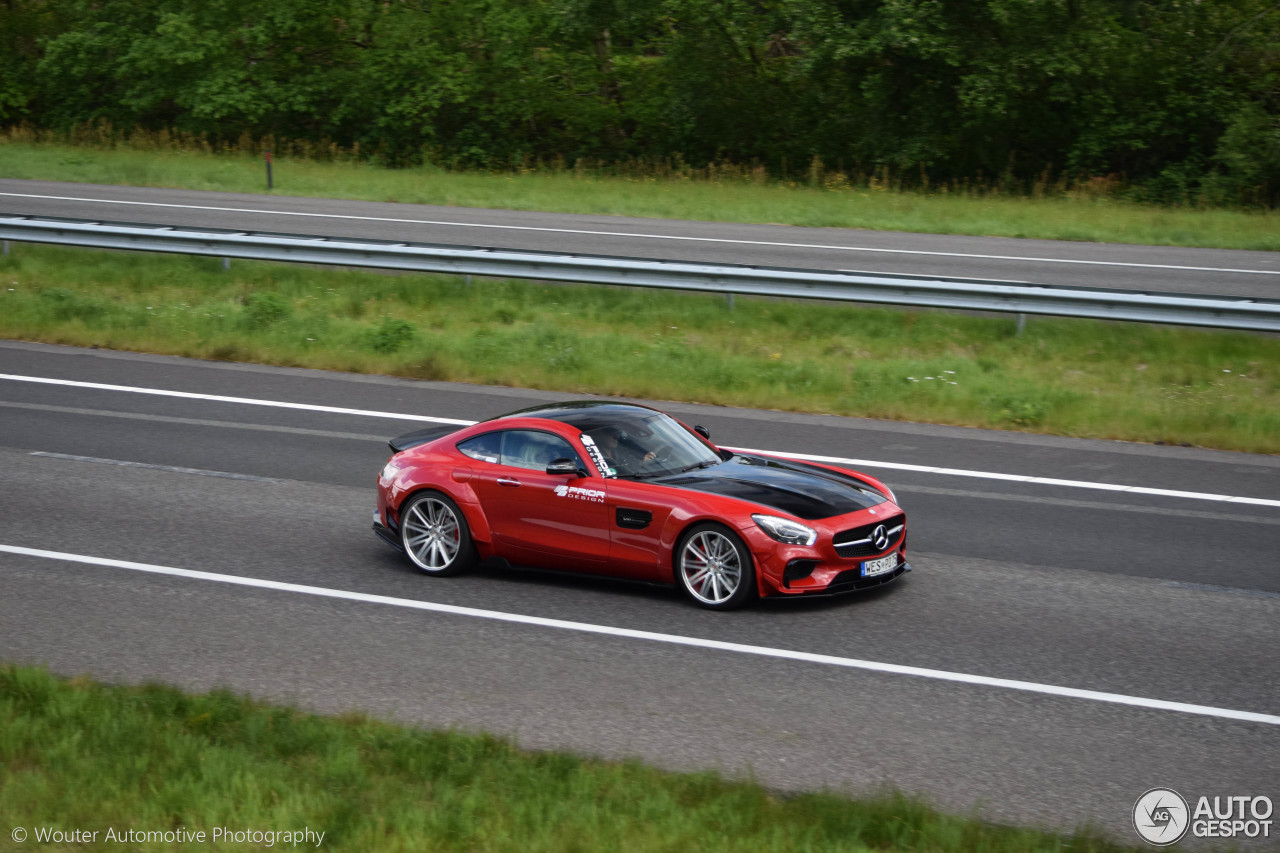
[{"x1": 496, "y1": 477, "x2": 521, "y2": 487}]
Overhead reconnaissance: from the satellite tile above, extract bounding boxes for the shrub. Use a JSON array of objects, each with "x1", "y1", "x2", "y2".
[
  {"x1": 243, "y1": 291, "x2": 290, "y2": 328},
  {"x1": 367, "y1": 317, "x2": 416, "y2": 353}
]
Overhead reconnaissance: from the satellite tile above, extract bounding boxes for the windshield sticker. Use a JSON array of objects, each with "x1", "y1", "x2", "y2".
[
  {"x1": 580, "y1": 434, "x2": 615, "y2": 478},
  {"x1": 554, "y1": 484, "x2": 606, "y2": 502}
]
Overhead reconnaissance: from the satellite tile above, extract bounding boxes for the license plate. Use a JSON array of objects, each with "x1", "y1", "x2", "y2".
[{"x1": 861, "y1": 554, "x2": 898, "y2": 577}]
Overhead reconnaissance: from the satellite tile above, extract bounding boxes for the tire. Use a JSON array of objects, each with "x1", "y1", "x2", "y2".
[
  {"x1": 399, "y1": 491, "x2": 477, "y2": 576},
  {"x1": 675, "y1": 523, "x2": 756, "y2": 610}
]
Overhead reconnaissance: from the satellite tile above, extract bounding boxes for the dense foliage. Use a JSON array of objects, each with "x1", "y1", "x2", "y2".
[{"x1": 2, "y1": 0, "x2": 1277, "y2": 204}]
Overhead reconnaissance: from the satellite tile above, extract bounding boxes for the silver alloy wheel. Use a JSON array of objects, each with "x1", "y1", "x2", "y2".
[
  {"x1": 680, "y1": 529, "x2": 743, "y2": 605},
  {"x1": 402, "y1": 497, "x2": 462, "y2": 571}
]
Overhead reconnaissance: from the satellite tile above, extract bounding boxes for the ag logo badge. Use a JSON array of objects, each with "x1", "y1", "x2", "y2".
[{"x1": 1133, "y1": 788, "x2": 1190, "y2": 846}]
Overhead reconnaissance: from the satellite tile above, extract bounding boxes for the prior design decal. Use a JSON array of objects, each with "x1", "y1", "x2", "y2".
[
  {"x1": 580, "y1": 434, "x2": 616, "y2": 477},
  {"x1": 554, "y1": 484, "x2": 606, "y2": 503}
]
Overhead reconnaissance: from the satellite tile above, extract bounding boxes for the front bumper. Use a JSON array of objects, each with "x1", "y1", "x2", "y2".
[
  {"x1": 783, "y1": 560, "x2": 911, "y2": 597},
  {"x1": 740, "y1": 521, "x2": 910, "y2": 597}
]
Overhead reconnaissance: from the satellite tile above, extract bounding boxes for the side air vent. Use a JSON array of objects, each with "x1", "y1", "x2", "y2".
[
  {"x1": 783, "y1": 559, "x2": 817, "y2": 588},
  {"x1": 615, "y1": 508, "x2": 652, "y2": 530}
]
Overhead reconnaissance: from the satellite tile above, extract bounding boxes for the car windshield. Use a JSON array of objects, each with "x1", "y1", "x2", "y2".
[{"x1": 584, "y1": 413, "x2": 720, "y2": 479}]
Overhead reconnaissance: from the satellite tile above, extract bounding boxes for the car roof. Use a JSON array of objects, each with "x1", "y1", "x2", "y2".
[{"x1": 490, "y1": 401, "x2": 668, "y2": 434}]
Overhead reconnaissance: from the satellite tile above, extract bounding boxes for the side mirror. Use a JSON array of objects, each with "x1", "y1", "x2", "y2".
[
  {"x1": 546, "y1": 458, "x2": 587, "y2": 477},
  {"x1": 694, "y1": 425, "x2": 711, "y2": 440}
]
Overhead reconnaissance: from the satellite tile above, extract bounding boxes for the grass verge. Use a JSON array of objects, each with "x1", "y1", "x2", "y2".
[
  {"x1": 0, "y1": 664, "x2": 1136, "y2": 852},
  {"x1": 2, "y1": 244, "x2": 1277, "y2": 454},
  {"x1": 2, "y1": 138, "x2": 1278, "y2": 251}
]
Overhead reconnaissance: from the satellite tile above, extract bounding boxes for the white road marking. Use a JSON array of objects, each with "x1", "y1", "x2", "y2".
[
  {"x1": 1166, "y1": 581, "x2": 1280, "y2": 600},
  {"x1": 3, "y1": 191, "x2": 1276, "y2": 276},
  {"x1": 0, "y1": 399, "x2": 385, "y2": 441},
  {"x1": 0, "y1": 373, "x2": 472, "y2": 425},
  {"x1": 2, "y1": 543, "x2": 1277, "y2": 726},
  {"x1": 728, "y1": 447, "x2": 1280, "y2": 508},
  {"x1": 4, "y1": 372, "x2": 1278, "y2": 508},
  {"x1": 894, "y1": 483, "x2": 1280, "y2": 525},
  {"x1": 30, "y1": 451, "x2": 282, "y2": 482}
]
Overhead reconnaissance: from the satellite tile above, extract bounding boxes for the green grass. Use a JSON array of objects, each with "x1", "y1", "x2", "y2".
[
  {"x1": 0, "y1": 664, "x2": 1136, "y2": 852},
  {"x1": 3, "y1": 243, "x2": 1278, "y2": 454},
  {"x1": 2, "y1": 137, "x2": 1278, "y2": 251}
]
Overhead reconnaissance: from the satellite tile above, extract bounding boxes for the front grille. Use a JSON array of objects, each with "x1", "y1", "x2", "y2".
[{"x1": 832, "y1": 514, "x2": 905, "y2": 558}]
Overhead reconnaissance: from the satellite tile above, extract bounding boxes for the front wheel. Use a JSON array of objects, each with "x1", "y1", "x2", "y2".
[
  {"x1": 676, "y1": 523, "x2": 756, "y2": 610},
  {"x1": 399, "y1": 492, "x2": 476, "y2": 576}
]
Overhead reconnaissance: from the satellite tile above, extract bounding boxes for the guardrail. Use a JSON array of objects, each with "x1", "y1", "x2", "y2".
[{"x1": 2, "y1": 214, "x2": 1277, "y2": 332}]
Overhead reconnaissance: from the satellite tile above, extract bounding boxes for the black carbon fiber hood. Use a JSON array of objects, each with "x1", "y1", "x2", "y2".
[{"x1": 654, "y1": 453, "x2": 889, "y2": 520}]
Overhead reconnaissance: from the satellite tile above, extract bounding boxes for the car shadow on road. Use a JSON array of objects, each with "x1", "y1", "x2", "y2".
[{"x1": 376, "y1": 544, "x2": 907, "y2": 616}]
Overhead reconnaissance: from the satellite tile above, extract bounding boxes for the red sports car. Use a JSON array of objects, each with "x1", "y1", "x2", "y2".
[{"x1": 374, "y1": 401, "x2": 909, "y2": 609}]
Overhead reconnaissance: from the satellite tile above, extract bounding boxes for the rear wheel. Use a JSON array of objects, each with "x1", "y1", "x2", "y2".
[
  {"x1": 399, "y1": 492, "x2": 476, "y2": 576},
  {"x1": 676, "y1": 524, "x2": 756, "y2": 610}
]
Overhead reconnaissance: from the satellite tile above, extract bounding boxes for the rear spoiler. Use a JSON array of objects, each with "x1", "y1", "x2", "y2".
[{"x1": 388, "y1": 424, "x2": 463, "y2": 453}]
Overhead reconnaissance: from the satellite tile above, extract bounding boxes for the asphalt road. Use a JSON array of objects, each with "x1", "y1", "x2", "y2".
[
  {"x1": 3, "y1": 179, "x2": 1279, "y2": 298},
  {"x1": 1, "y1": 340, "x2": 1277, "y2": 848}
]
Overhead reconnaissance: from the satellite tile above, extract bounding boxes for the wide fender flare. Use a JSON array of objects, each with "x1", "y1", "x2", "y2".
[
  {"x1": 391, "y1": 471, "x2": 494, "y2": 548},
  {"x1": 658, "y1": 507, "x2": 770, "y2": 597}
]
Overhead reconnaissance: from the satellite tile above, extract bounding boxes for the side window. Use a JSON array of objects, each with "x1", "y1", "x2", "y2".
[
  {"x1": 500, "y1": 430, "x2": 581, "y2": 472},
  {"x1": 457, "y1": 431, "x2": 502, "y2": 464}
]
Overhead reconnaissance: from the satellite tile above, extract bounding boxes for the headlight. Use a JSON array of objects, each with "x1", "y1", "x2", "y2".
[
  {"x1": 380, "y1": 459, "x2": 403, "y2": 480},
  {"x1": 752, "y1": 514, "x2": 817, "y2": 546}
]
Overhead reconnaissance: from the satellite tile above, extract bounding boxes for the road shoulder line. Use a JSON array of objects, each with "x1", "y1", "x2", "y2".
[
  {"x1": 6, "y1": 372, "x2": 1276, "y2": 508},
  {"x1": 2, "y1": 543, "x2": 1278, "y2": 727}
]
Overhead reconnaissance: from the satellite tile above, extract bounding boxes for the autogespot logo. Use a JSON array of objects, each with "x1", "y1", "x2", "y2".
[{"x1": 1134, "y1": 788, "x2": 1190, "y2": 846}]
